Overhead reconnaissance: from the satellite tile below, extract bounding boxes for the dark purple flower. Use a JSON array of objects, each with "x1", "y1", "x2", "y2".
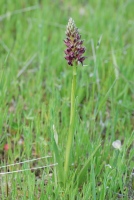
[{"x1": 64, "y1": 18, "x2": 86, "y2": 66}]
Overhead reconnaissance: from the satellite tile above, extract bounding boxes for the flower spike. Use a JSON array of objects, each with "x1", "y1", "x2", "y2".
[{"x1": 64, "y1": 18, "x2": 86, "y2": 66}]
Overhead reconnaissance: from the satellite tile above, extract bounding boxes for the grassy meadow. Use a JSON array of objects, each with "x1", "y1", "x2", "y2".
[{"x1": 0, "y1": 0, "x2": 134, "y2": 199}]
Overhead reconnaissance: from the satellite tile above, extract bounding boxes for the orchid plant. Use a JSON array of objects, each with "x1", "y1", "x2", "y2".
[
  {"x1": 53, "y1": 18, "x2": 100, "y2": 186},
  {"x1": 64, "y1": 18, "x2": 86, "y2": 182}
]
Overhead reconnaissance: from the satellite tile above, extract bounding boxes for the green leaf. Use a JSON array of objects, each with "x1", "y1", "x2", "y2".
[
  {"x1": 52, "y1": 131, "x2": 64, "y2": 184},
  {"x1": 77, "y1": 143, "x2": 101, "y2": 186}
]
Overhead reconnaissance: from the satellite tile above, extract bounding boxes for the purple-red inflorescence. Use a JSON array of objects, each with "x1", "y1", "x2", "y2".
[{"x1": 64, "y1": 18, "x2": 86, "y2": 66}]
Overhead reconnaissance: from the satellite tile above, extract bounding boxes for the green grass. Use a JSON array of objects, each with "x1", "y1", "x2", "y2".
[{"x1": 0, "y1": 0, "x2": 134, "y2": 199}]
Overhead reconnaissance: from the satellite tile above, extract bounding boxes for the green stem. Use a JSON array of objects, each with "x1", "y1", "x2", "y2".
[{"x1": 64, "y1": 64, "x2": 77, "y2": 183}]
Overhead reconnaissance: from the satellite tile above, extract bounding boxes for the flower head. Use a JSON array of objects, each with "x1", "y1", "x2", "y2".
[
  {"x1": 112, "y1": 140, "x2": 122, "y2": 150},
  {"x1": 64, "y1": 18, "x2": 86, "y2": 66}
]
